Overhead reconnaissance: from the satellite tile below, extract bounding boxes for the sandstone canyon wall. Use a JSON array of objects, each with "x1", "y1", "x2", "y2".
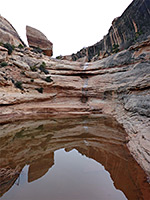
[
  {"x1": 0, "y1": 36, "x2": 150, "y2": 176},
  {"x1": 0, "y1": 0, "x2": 150, "y2": 179},
  {"x1": 70, "y1": 0, "x2": 150, "y2": 62}
]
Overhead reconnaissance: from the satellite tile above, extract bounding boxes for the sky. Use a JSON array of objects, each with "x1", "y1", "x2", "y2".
[{"x1": 1, "y1": 0, "x2": 133, "y2": 57}]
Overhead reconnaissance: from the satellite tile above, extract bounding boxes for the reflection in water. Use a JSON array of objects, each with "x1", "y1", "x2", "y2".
[{"x1": 0, "y1": 116, "x2": 150, "y2": 200}]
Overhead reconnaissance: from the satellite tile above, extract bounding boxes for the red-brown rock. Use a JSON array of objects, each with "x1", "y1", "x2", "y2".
[{"x1": 26, "y1": 25, "x2": 53, "y2": 56}]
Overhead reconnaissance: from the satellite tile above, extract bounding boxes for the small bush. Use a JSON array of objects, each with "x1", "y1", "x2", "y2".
[
  {"x1": 32, "y1": 47, "x2": 43, "y2": 54},
  {"x1": 39, "y1": 62, "x2": 49, "y2": 74},
  {"x1": 30, "y1": 79, "x2": 34, "y2": 83},
  {"x1": 14, "y1": 81, "x2": 23, "y2": 90},
  {"x1": 4, "y1": 76, "x2": 8, "y2": 81},
  {"x1": 56, "y1": 55, "x2": 63, "y2": 59},
  {"x1": 18, "y1": 44, "x2": 24, "y2": 49},
  {"x1": 35, "y1": 87, "x2": 43, "y2": 93},
  {"x1": 11, "y1": 79, "x2": 15, "y2": 84},
  {"x1": 1, "y1": 62, "x2": 8, "y2": 67},
  {"x1": 3, "y1": 43, "x2": 15, "y2": 55},
  {"x1": 20, "y1": 71, "x2": 25, "y2": 75},
  {"x1": 45, "y1": 76, "x2": 53, "y2": 82},
  {"x1": 30, "y1": 65, "x2": 37, "y2": 72}
]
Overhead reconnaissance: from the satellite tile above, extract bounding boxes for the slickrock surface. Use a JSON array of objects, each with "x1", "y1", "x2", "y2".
[
  {"x1": 26, "y1": 26, "x2": 53, "y2": 56},
  {"x1": 0, "y1": 36, "x2": 150, "y2": 176},
  {"x1": 69, "y1": 0, "x2": 150, "y2": 62},
  {"x1": 0, "y1": 15, "x2": 25, "y2": 47}
]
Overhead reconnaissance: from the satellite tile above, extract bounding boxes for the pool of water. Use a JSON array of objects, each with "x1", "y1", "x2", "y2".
[{"x1": 0, "y1": 116, "x2": 150, "y2": 200}]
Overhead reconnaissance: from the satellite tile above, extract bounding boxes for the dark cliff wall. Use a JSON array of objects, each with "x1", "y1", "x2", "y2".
[{"x1": 71, "y1": 0, "x2": 150, "y2": 62}]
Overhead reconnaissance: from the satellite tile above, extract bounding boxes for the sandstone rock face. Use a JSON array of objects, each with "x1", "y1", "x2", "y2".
[
  {"x1": 0, "y1": 0, "x2": 150, "y2": 182},
  {"x1": 0, "y1": 15, "x2": 25, "y2": 46},
  {"x1": 0, "y1": 46, "x2": 8, "y2": 62},
  {"x1": 70, "y1": 0, "x2": 150, "y2": 62},
  {"x1": 0, "y1": 37, "x2": 150, "y2": 176},
  {"x1": 26, "y1": 26, "x2": 53, "y2": 56}
]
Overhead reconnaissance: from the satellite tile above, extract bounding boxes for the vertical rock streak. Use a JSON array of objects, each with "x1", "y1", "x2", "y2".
[{"x1": 70, "y1": 0, "x2": 150, "y2": 62}]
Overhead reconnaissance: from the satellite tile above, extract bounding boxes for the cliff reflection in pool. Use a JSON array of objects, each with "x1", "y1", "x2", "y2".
[{"x1": 0, "y1": 116, "x2": 150, "y2": 200}]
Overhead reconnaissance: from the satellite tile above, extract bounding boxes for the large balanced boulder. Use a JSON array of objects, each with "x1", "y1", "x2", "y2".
[
  {"x1": 26, "y1": 25, "x2": 53, "y2": 56},
  {"x1": 0, "y1": 15, "x2": 25, "y2": 46}
]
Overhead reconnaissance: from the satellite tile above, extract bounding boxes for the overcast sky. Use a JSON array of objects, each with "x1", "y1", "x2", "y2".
[{"x1": 1, "y1": 0, "x2": 133, "y2": 57}]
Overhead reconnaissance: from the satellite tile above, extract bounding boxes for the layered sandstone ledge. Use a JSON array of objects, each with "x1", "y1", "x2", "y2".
[{"x1": 0, "y1": 37, "x2": 150, "y2": 175}]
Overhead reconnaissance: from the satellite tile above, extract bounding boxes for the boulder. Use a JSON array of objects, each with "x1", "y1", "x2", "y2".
[
  {"x1": 26, "y1": 26, "x2": 53, "y2": 57},
  {"x1": 0, "y1": 15, "x2": 25, "y2": 47}
]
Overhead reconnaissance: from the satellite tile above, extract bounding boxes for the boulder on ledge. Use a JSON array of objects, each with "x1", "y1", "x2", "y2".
[{"x1": 26, "y1": 26, "x2": 53, "y2": 57}]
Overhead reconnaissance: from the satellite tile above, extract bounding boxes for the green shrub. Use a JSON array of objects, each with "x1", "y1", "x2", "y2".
[
  {"x1": 4, "y1": 76, "x2": 8, "y2": 81},
  {"x1": 30, "y1": 79, "x2": 34, "y2": 82},
  {"x1": 45, "y1": 76, "x2": 53, "y2": 82},
  {"x1": 3, "y1": 43, "x2": 15, "y2": 55},
  {"x1": 30, "y1": 65, "x2": 37, "y2": 72},
  {"x1": 56, "y1": 55, "x2": 63, "y2": 59},
  {"x1": 1, "y1": 62, "x2": 8, "y2": 67},
  {"x1": 18, "y1": 44, "x2": 24, "y2": 49},
  {"x1": 20, "y1": 71, "x2": 25, "y2": 75},
  {"x1": 39, "y1": 62, "x2": 49, "y2": 74},
  {"x1": 14, "y1": 81, "x2": 23, "y2": 90},
  {"x1": 11, "y1": 78, "x2": 15, "y2": 84},
  {"x1": 35, "y1": 87, "x2": 43, "y2": 93},
  {"x1": 32, "y1": 47, "x2": 43, "y2": 54}
]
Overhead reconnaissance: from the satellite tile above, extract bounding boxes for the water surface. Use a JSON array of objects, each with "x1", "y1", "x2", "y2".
[{"x1": 0, "y1": 116, "x2": 150, "y2": 200}]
